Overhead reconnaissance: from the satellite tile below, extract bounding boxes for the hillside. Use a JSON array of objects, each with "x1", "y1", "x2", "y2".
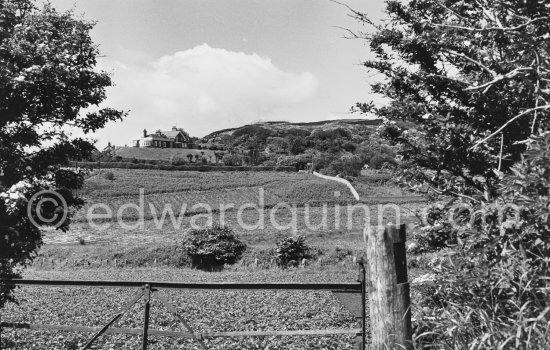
[
  {"x1": 199, "y1": 118, "x2": 395, "y2": 174},
  {"x1": 106, "y1": 119, "x2": 388, "y2": 171},
  {"x1": 202, "y1": 118, "x2": 381, "y2": 142}
]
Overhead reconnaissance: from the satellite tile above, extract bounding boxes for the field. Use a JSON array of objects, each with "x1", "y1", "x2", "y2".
[{"x1": 2, "y1": 169, "x2": 427, "y2": 349}]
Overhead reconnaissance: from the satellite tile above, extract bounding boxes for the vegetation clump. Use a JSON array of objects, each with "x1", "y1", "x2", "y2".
[
  {"x1": 354, "y1": 0, "x2": 550, "y2": 348},
  {"x1": 182, "y1": 225, "x2": 247, "y2": 270},
  {"x1": 0, "y1": 0, "x2": 126, "y2": 307},
  {"x1": 275, "y1": 235, "x2": 311, "y2": 268}
]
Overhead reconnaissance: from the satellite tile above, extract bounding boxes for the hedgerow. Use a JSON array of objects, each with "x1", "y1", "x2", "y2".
[{"x1": 74, "y1": 161, "x2": 296, "y2": 172}]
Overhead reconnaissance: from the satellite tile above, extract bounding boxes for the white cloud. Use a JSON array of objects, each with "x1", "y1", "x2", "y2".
[{"x1": 100, "y1": 44, "x2": 318, "y2": 140}]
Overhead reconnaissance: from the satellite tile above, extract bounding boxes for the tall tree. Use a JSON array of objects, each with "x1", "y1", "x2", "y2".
[
  {"x1": 0, "y1": 0, "x2": 126, "y2": 306},
  {"x1": 354, "y1": 0, "x2": 549, "y2": 199},
  {"x1": 352, "y1": 0, "x2": 549, "y2": 348}
]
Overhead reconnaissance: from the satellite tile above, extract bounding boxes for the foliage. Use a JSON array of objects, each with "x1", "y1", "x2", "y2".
[
  {"x1": 276, "y1": 154, "x2": 311, "y2": 170},
  {"x1": 275, "y1": 235, "x2": 310, "y2": 268},
  {"x1": 75, "y1": 161, "x2": 296, "y2": 172},
  {"x1": 222, "y1": 153, "x2": 244, "y2": 166},
  {"x1": 413, "y1": 137, "x2": 550, "y2": 347},
  {"x1": 355, "y1": 138, "x2": 397, "y2": 170},
  {"x1": 103, "y1": 171, "x2": 115, "y2": 181},
  {"x1": 182, "y1": 225, "x2": 247, "y2": 270},
  {"x1": 206, "y1": 120, "x2": 395, "y2": 177},
  {"x1": 353, "y1": 0, "x2": 550, "y2": 348},
  {"x1": 0, "y1": 0, "x2": 126, "y2": 307},
  {"x1": 326, "y1": 154, "x2": 364, "y2": 177}
]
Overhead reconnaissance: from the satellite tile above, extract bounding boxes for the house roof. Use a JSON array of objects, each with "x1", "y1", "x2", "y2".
[
  {"x1": 160, "y1": 130, "x2": 190, "y2": 139},
  {"x1": 133, "y1": 128, "x2": 190, "y2": 142},
  {"x1": 161, "y1": 130, "x2": 181, "y2": 138},
  {"x1": 141, "y1": 135, "x2": 173, "y2": 141}
]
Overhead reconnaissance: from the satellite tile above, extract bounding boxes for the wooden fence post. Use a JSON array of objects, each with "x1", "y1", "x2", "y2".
[
  {"x1": 366, "y1": 223, "x2": 412, "y2": 350},
  {"x1": 142, "y1": 284, "x2": 151, "y2": 350}
]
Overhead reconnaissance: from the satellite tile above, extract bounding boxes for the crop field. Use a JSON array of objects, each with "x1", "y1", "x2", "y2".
[
  {"x1": 46, "y1": 169, "x2": 424, "y2": 252},
  {"x1": 3, "y1": 169, "x2": 426, "y2": 349},
  {"x1": 2, "y1": 268, "x2": 361, "y2": 350},
  {"x1": 74, "y1": 169, "x2": 420, "y2": 221}
]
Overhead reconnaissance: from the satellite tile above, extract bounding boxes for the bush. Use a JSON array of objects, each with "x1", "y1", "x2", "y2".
[
  {"x1": 327, "y1": 154, "x2": 363, "y2": 177},
  {"x1": 276, "y1": 154, "x2": 311, "y2": 170},
  {"x1": 368, "y1": 153, "x2": 396, "y2": 169},
  {"x1": 222, "y1": 153, "x2": 244, "y2": 166},
  {"x1": 103, "y1": 171, "x2": 115, "y2": 180},
  {"x1": 276, "y1": 235, "x2": 310, "y2": 268},
  {"x1": 411, "y1": 133, "x2": 550, "y2": 349},
  {"x1": 182, "y1": 225, "x2": 247, "y2": 270}
]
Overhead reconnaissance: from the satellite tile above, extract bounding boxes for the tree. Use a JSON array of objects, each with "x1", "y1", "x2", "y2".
[
  {"x1": 351, "y1": 0, "x2": 549, "y2": 348},
  {"x1": 354, "y1": 0, "x2": 549, "y2": 197},
  {"x1": 222, "y1": 152, "x2": 243, "y2": 166},
  {"x1": 0, "y1": 1, "x2": 126, "y2": 307}
]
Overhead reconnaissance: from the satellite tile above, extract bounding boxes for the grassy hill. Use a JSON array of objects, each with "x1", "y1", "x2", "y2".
[{"x1": 202, "y1": 118, "x2": 381, "y2": 142}]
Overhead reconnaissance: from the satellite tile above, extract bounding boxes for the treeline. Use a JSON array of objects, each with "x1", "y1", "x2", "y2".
[
  {"x1": 214, "y1": 124, "x2": 398, "y2": 176},
  {"x1": 73, "y1": 161, "x2": 296, "y2": 172}
]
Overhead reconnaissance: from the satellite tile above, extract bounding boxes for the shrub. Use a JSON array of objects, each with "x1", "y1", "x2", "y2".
[
  {"x1": 276, "y1": 154, "x2": 310, "y2": 170},
  {"x1": 181, "y1": 225, "x2": 247, "y2": 270},
  {"x1": 222, "y1": 153, "x2": 243, "y2": 166},
  {"x1": 326, "y1": 246, "x2": 353, "y2": 263},
  {"x1": 368, "y1": 153, "x2": 396, "y2": 169},
  {"x1": 327, "y1": 154, "x2": 363, "y2": 177},
  {"x1": 103, "y1": 171, "x2": 115, "y2": 181},
  {"x1": 411, "y1": 134, "x2": 550, "y2": 349},
  {"x1": 276, "y1": 235, "x2": 310, "y2": 268}
]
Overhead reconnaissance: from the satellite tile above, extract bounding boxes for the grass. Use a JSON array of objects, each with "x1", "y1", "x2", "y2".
[
  {"x1": 41, "y1": 168, "x2": 425, "y2": 265},
  {"x1": 73, "y1": 169, "x2": 423, "y2": 222}
]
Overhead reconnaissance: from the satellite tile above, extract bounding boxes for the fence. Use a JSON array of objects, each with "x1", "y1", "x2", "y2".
[
  {"x1": 1, "y1": 224, "x2": 411, "y2": 350},
  {"x1": 0, "y1": 271, "x2": 367, "y2": 349}
]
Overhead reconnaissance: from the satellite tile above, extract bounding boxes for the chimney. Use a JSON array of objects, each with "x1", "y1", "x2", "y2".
[
  {"x1": 143, "y1": 129, "x2": 147, "y2": 137},
  {"x1": 172, "y1": 126, "x2": 177, "y2": 131}
]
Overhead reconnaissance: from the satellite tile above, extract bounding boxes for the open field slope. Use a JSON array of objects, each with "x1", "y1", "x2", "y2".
[{"x1": 41, "y1": 169, "x2": 424, "y2": 259}]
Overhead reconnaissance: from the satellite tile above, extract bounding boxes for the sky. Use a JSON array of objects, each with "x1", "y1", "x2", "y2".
[{"x1": 48, "y1": 0, "x2": 388, "y2": 147}]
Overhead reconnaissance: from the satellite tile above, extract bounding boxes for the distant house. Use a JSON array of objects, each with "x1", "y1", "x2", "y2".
[
  {"x1": 103, "y1": 142, "x2": 116, "y2": 157},
  {"x1": 132, "y1": 127, "x2": 192, "y2": 149}
]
